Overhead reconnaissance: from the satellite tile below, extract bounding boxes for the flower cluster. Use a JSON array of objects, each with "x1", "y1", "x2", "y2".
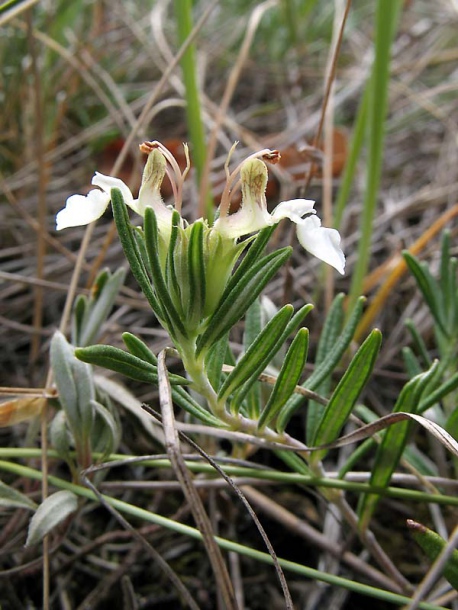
[{"x1": 56, "y1": 141, "x2": 345, "y2": 275}]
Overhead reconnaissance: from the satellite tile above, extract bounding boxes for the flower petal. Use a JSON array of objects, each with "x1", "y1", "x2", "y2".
[
  {"x1": 56, "y1": 190, "x2": 111, "y2": 230},
  {"x1": 272, "y1": 199, "x2": 316, "y2": 224},
  {"x1": 92, "y1": 172, "x2": 138, "y2": 210},
  {"x1": 213, "y1": 204, "x2": 274, "y2": 239},
  {"x1": 296, "y1": 216, "x2": 345, "y2": 274}
]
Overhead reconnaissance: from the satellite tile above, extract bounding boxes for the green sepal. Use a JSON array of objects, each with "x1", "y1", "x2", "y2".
[
  {"x1": 166, "y1": 210, "x2": 183, "y2": 310},
  {"x1": 75, "y1": 345, "x2": 189, "y2": 386},
  {"x1": 218, "y1": 304, "x2": 294, "y2": 404},
  {"x1": 311, "y1": 329, "x2": 382, "y2": 459},
  {"x1": 277, "y1": 296, "x2": 365, "y2": 433},
  {"x1": 196, "y1": 246, "x2": 292, "y2": 357},
  {"x1": 110, "y1": 188, "x2": 163, "y2": 317},
  {"x1": 222, "y1": 225, "x2": 276, "y2": 296},
  {"x1": 258, "y1": 327, "x2": 309, "y2": 431},
  {"x1": 144, "y1": 207, "x2": 187, "y2": 339},
  {"x1": 408, "y1": 520, "x2": 458, "y2": 590},
  {"x1": 122, "y1": 332, "x2": 157, "y2": 365},
  {"x1": 187, "y1": 220, "x2": 206, "y2": 325}
]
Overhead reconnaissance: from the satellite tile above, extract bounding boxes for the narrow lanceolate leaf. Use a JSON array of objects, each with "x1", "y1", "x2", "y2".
[
  {"x1": 111, "y1": 188, "x2": 163, "y2": 317},
  {"x1": 122, "y1": 332, "x2": 157, "y2": 365},
  {"x1": 218, "y1": 305, "x2": 294, "y2": 403},
  {"x1": 26, "y1": 490, "x2": 78, "y2": 546},
  {"x1": 0, "y1": 481, "x2": 37, "y2": 510},
  {"x1": 358, "y1": 361, "x2": 440, "y2": 531},
  {"x1": 75, "y1": 345, "x2": 188, "y2": 386},
  {"x1": 144, "y1": 207, "x2": 187, "y2": 338},
  {"x1": 196, "y1": 247, "x2": 292, "y2": 357},
  {"x1": 205, "y1": 333, "x2": 230, "y2": 392},
  {"x1": 307, "y1": 293, "x2": 345, "y2": 444},
  {"x1": 78, "y1": 267, "x2": 126, "y2": 347},
  {"x1": 234, "y1": 303, "x2": 313, "y2": 411},
  {"x1": 403, "y1": 251, "x2": 448, "y2": 337},
  {"x1": 51, "y1": 331, "x2": 94, "y2": 440},
  {"x1": 407, "y1": 520, "x2": 458, "y2": 590},
  {"x1": 258, "y1": 328, "x2": 309, "y2": 431},
  {"x1": 311, "y1": 329, "x2": 382, "y2": 460},
  {"x1": 277, "y1": 297, "x2": 365, "y2": 433}
]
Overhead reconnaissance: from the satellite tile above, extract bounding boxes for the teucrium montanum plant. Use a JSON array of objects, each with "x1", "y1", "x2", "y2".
[{"x1": 57, "y1": 140, "x2": 345, "y2": 439}]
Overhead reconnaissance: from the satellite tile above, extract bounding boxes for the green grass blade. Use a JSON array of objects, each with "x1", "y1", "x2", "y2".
[
  {"x1": 173, "y1": 0, "x2": 211, "y2": 219},
  {"x1": 347, "y1": 0, "x2": 403, "y2": 315}
]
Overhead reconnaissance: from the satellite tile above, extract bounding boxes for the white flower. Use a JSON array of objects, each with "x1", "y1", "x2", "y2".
[
  {"x1": 213, "y1": 159, "x2": 345, "y2": 274},
  {"x1": 56, "y1": 149, "x2": 173, "y2": 232}
]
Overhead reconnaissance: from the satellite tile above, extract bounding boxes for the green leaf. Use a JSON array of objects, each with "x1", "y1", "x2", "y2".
[
  {"x1": 144, "y1": 207, "x2": 187, "y2": 338},
  {"x1": 171, "y1": 385, "x2": 224, "y2": 427},
  {"x1": 196, "y1": 247, "x2": 292, "y2": 357},
  {"x1": 122, "y1": 332, "x2": 157, "y2": 365},
  {"x1": 78, "y1": 267, "x2": 126, "y2": 347},
  {"x1": 50, "y1": 331, "x2": 95, "y2": 441},
  {"x1": 26, "y1": 491, "x2": 78, "y2": 546},
  {"x1": 232, "y1": 303, "x2": 313, "y2": 412},
  {"x1": 75, "y1": 345, "x2": 188, "y2": 386},
  {"x1": 258, "y1": 328, "x2": 309, "y2": 431},
  {"x1": 90, "y1": 400, "x2": 120, "y2": 460},
  {"x1": 0, "y1": 480, "x2": 37, "y2": 510},
  {"x1": 205, "y1": 333, "x2": 230, "y2": 392},
  {"x1": 277, "y1": 297, "x2": 365, "y2": 433},
  {"x1": 218, "y1": 305, "x2": 294, "y2": 403},
  {"x1": 307, "y1": 293, "x2": 345, "y2": 443},
  {"x1": 311, "y1": 329, "x2": 382, "y2": 459},
  {"x1": 358, "y1": 361, "x2": 440, "y2": 531},
  {"x1": 403, "y1": 251, "x2": 448, "y2": 337},
  {"x1": 408, "y1": 520, "x2": 458, "y2": 590},
  {"x1": 49, "y1": 410, "x2": 73, "y2": 467}
]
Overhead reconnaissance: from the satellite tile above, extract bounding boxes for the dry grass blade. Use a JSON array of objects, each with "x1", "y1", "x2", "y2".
[
  {"x1": 157, "y1": 349, "x2": 239, "y2": 610},
  {"x1": 151, "y1": 408, "x2": 296, "y2": 610},
  {"x1": 80, "y1": 468, "x2": 201, "y2": 610},
  {"x1": 311, "y1": 411, "x2": 458, "y2": 458}
]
